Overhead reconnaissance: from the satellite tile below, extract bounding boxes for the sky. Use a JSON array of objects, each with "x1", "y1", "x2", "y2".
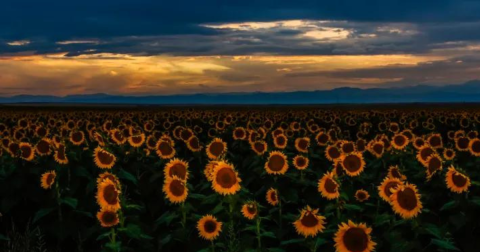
[{"x1": 1, "y1": 0, "x2": 480, "y2": 96}]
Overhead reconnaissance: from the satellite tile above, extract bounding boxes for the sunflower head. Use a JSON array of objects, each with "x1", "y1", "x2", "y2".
[
  {"x1": 293, "y1": 155, "x2": 309, "y2": 170},
  {"x1": 128, "y1": 133, "x2": 146, "y2": 148},
  {"x1": 94, "y1": 147, "x2": 117, "y2": 169},
  {"x1": 197, "y1": 215, "x2": 222, "y2": 241},
  {"x1": 340, "y1": 152, "x2": 366, "y2": 177},
  {"x1": 97, "y1": 209, "x2": 120, "y2": 228},
  {"x1": 443, "y1": 148, "x2": 456, "y2": 160},
  {"x1": 164, "y1": 158, "x2": 189, "y2": 180},
  {"x1": 265, "y1": 151, "x2": 289, "y2": 175},
  {"x1": 293, "y1": 206, "x2": 326, "y2": 238},
  {"x1": 295, "y1": 137, "x2": 310, "y2": 153},
  {"x1": 96, "y1": 179, "x2": 121, "y2": 211},
  {"x1": 70, "y1": 131, "x2": 85, "y2": 146},
  {"x1": 206, "y1": 138, "x2": 227, "y2": 160},
  {"x1": 334, "y1": 220, "x2": 376, "y2": 252},
  {"x1": 378, "y1": 177, "x2": 404, "y2": 203},
  {"x1": 389, "y1": 183, "x2": 423, "y2": 219},
  {"x1": 391, "y1": 134, "x2": 409, "y2": 150},
  {"x1": 54, "y1": 144, "x2": 69, "y2": 165},
  {"x1": 355, "y1": 189, "x2": 370, "y2": 202},
  {"x1": 241, "y1": 201, "x2": 258, "y2": 220},
  {"x1": 469, "y1": 138, "x2": 480, "y2": 156},
  {"x1": 273, "y1": 134, "x2": 288, "y2": 149},
  {"x1": 163, "y1": 175, "x2": 188, "y2": 204},
  {"x1": 233, "y1": 127, "x2": 247, "y2": 140},
  {"x1": 156, "y1": 139, "x2": 176, "y2": 159},
  {"x1": 19, "y1": 142, "x2": 35, "y2": 161},
  {"x1": 388, "y1": 165, "x2": 407, "y2": 181},
  {"x1": 266, "y1": 188, "x2": 279, "y2": 206},
  {"x1": 40, "y1": 171, "x2": 56, "y2": 189},
  {"x1": 318, "y1": 172, "x2": 340, "y2": 200},
  {"x1": 425, "y1": 153, "x2": 443, "y2": 180},
  {"x1": 251, "y1": 141, "x2": 267, "y2": 155},
  {"x1": 186, "y1": 136, "x2": 202, "y2": 152},
  {"x1": 445, "y1": 166, "x2": 471, "y2": 193},
  {"x1": 211, "y1": 161, "x2": 241, "y2": 196}
]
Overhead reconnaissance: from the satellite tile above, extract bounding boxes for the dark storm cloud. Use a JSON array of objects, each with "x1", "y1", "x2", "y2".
[{"x1": 1, "y1": 0, "x2": 480, "y2": 56}]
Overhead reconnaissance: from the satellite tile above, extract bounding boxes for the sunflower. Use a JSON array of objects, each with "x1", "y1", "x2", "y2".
[
  {"x1": 355, "y1": 189, "x2": 370, "y2": 202},
  {"x1": 455, "y1": 136, "x2": 470, "y2": 151},
  {"x1": 390, "y1": 183, "x2": 423, "y2": 219},
  {"x1": 368, "y1": 141, "x2": 384, "y2": 158},
  {"x1": 295, "y1": 137, "x2": 310, "y2": 153},
  {"x1": 251, "y1": 141, "x2": 267, "y2": 155},
  {"x1": 204, "y1": 161, "x2": 219, "y2": 182},
  {"x1": 412, "y1": 137, "x2": 425, "y2": 150},
  {"x1": 388, "y1": 165, "x2": 407, "y2": 181},
  {"x1": 340, "y1": 152, "x2": 366, "y2": 177},
  {"x1": 93, "y1": 132, "x2": 106, "y2": 147},
  {"x1": 427, "y1": 134, "x2": 443, "y2": 149},
  {"x1": 326, "y1": 145, "x2": 342, "y2": 161},
  {"x1": 241, "y1": 201, "x2": 258, "y2": 220},
  {"x1": 334, "y1": 220, "x2": 376, "y2": 252},
  {"x1": 69, "y1": 131, "x2": 85, "y2": 146},
  {"x1": 233, "y1": 127, "x2": 247, "y2": 140},
  {"x1": 425, "y1": 154, "x2": 443, "y2": 180},
  {"x1": 164, "y1": 158, "x2": 189, "y2": 180},
  {"x1": 19, "y1": 142, "x2": 35, "y2": 161},
  {"x1": 206, "y1": 138, "x2": 227, "y2": 160},
  {"x1": 416, "y1": 145, "x2": 435, "y2": 166},
  {"x1": 315, "y1": 131, "x2": 330, "y2": 146},
  {"x1": 391, "y1": 134, "x2": 409, "y2": 150},
  {"x1": 97, "y1": 209, "x2": 119, "y2": 228},
  {"x1": 468, "y1": 138, "x2": 480, "y2": 156},
  {"x1": 145, "y1": 135, "x2": 157, "y2": 150},
  {"x1": 96, "y1": 179, "x2": 121, "y2": 211},
  {"x1": 443, "y1": 148, "x2": 456, "y2": 160},
  {"x1": 186, "y1": 136, "x2": 202, "y2": 152},
  {"x1": 293, "y1": 206, "x2": 326, "y2": 238},
  {"x1": 445, "y1": 166, "x2": 471, "y2": 193},
  {"x1": 341, "y1": 141, "x2": 356, "y2": 154},
  {"x1": 318, "y1": 172, "x2": 340, "y2": 200},
  {"x1": 128, "y1": 133, "x2": 145, "y2": 148},
  {"x1": 273, "y1": 134, "x2": 288, "y2": 149},
  {"x1": 378, "y1": 177, "x2": 404, "y2": 203},
  {"x1": 293, "y1": 155, "x2": 309, "y2": 170},
  {"x1": 266, "y1": 188, "x2": 279, "y2": 206},
  {"x1": 197, "y1": 215, "x2": 222, "y2": 241},
  {"x1": 97, "y1": 172, "x2": 121, "y2": 188},
  {"x1": 265, "y1": 151, "x2": 289, "y2": 175},
  {"x1": 163, "y1": 176, "x2": 188, "y2": 204},
  {"x1": 40, "y1": 171, "x2": 56, "y2": 189},
  {"x1": 156, "y1": 139, "x2": 176, "y2": 159},
  {"x1": 110, "y1": 129, "x2": 127, "y2": 145},
  {"x1": 54, "y1": 144, "x2": 69, "y2": 165},
  {"x1": 332, "y1": 160, "x2": 345, "y2": 177},
  {"x1": 211, "y1": 161, "x2": 241, "y2": 195},
  {"x1": 94, "y1": 147, "x2": 117, "y2": 169}
]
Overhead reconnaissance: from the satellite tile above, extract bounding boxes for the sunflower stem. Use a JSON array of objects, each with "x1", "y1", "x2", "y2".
[
  {"x1": 181, "y1": 202, "x2": 187, "y2": 228},
  {"x1": 255, "y1": 216, "x2": 262, "y2": 249},
  {"x1": 210, "y1": 240, "x2": 215, "y2": 252},
  {"x1": 55, "y1": 181, "x2": 63, "y2": 222}
]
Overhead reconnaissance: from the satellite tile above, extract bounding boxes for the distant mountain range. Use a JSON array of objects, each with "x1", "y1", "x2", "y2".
[{"x1": 2, "y1": 80, "x2": 480, "y2": 104}]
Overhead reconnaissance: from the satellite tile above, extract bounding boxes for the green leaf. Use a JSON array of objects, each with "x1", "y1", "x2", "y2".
[
  {"x1": 424, "y1": 224, "x2": 442, "y2": 239},
  {"x1": 242, "y1": 226, "x2": 257, "y2": 232},
  {"x1": 431, "y1": 239, "x2": 460, "y2": 251},
  {"x1": 60, "y1": 197, "x2": 78, "y2": 209},
  {"x1": 73, "y1": 210, "x2": 93, "y2": 218},
  {"x1": 155, "y1": 211, "x2": 179, "y2": 226},
  {"x1": 212, "y1": 203, "x2": 224, "y2": 214},
  {"x1": 125, "y1": 204, "x2": 144, "y2": 211},
  {"x1": 373, "y1": 214, "x2": 390, "y2": 227},
  {"x1": 469, "y1": 197, "x2": 480, "y2": 207},
  {"x1": 119, "y1": 224, "x2": 152, "y2": 240},
  {"x1": 33, "y1": 207, "x2": 55, "y2": 224},
  {"x1": 189, "y1": 193, "x2": 207, "y2": 200},
  {"x1": 261, "y1": 231, "x2": 276, "y2": 239},
  {"x1": 118, "y1": 169, "x2": 138, "y2": 185},
  {"x1": 343, "y1": 204, "x2": 363, "y2": 211},
  {"x1": 440, "y1": 200, "x2": 457, "y2": 211},
  {"x1": 96, "y1": 231, "x2": 111, "y2": 241},
  {"x1": 280, "y1": 238, "x2": 304, "y2": 245}
]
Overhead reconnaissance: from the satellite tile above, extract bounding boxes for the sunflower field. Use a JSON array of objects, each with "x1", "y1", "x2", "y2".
[{"x1": 1, "y1": 107, "x2": 480, "y2": 252}]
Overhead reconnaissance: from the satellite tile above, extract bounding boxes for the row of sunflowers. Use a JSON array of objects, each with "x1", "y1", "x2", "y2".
[{"x1": 1, "y1": 108, "x2": 479, "y2": 252}]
